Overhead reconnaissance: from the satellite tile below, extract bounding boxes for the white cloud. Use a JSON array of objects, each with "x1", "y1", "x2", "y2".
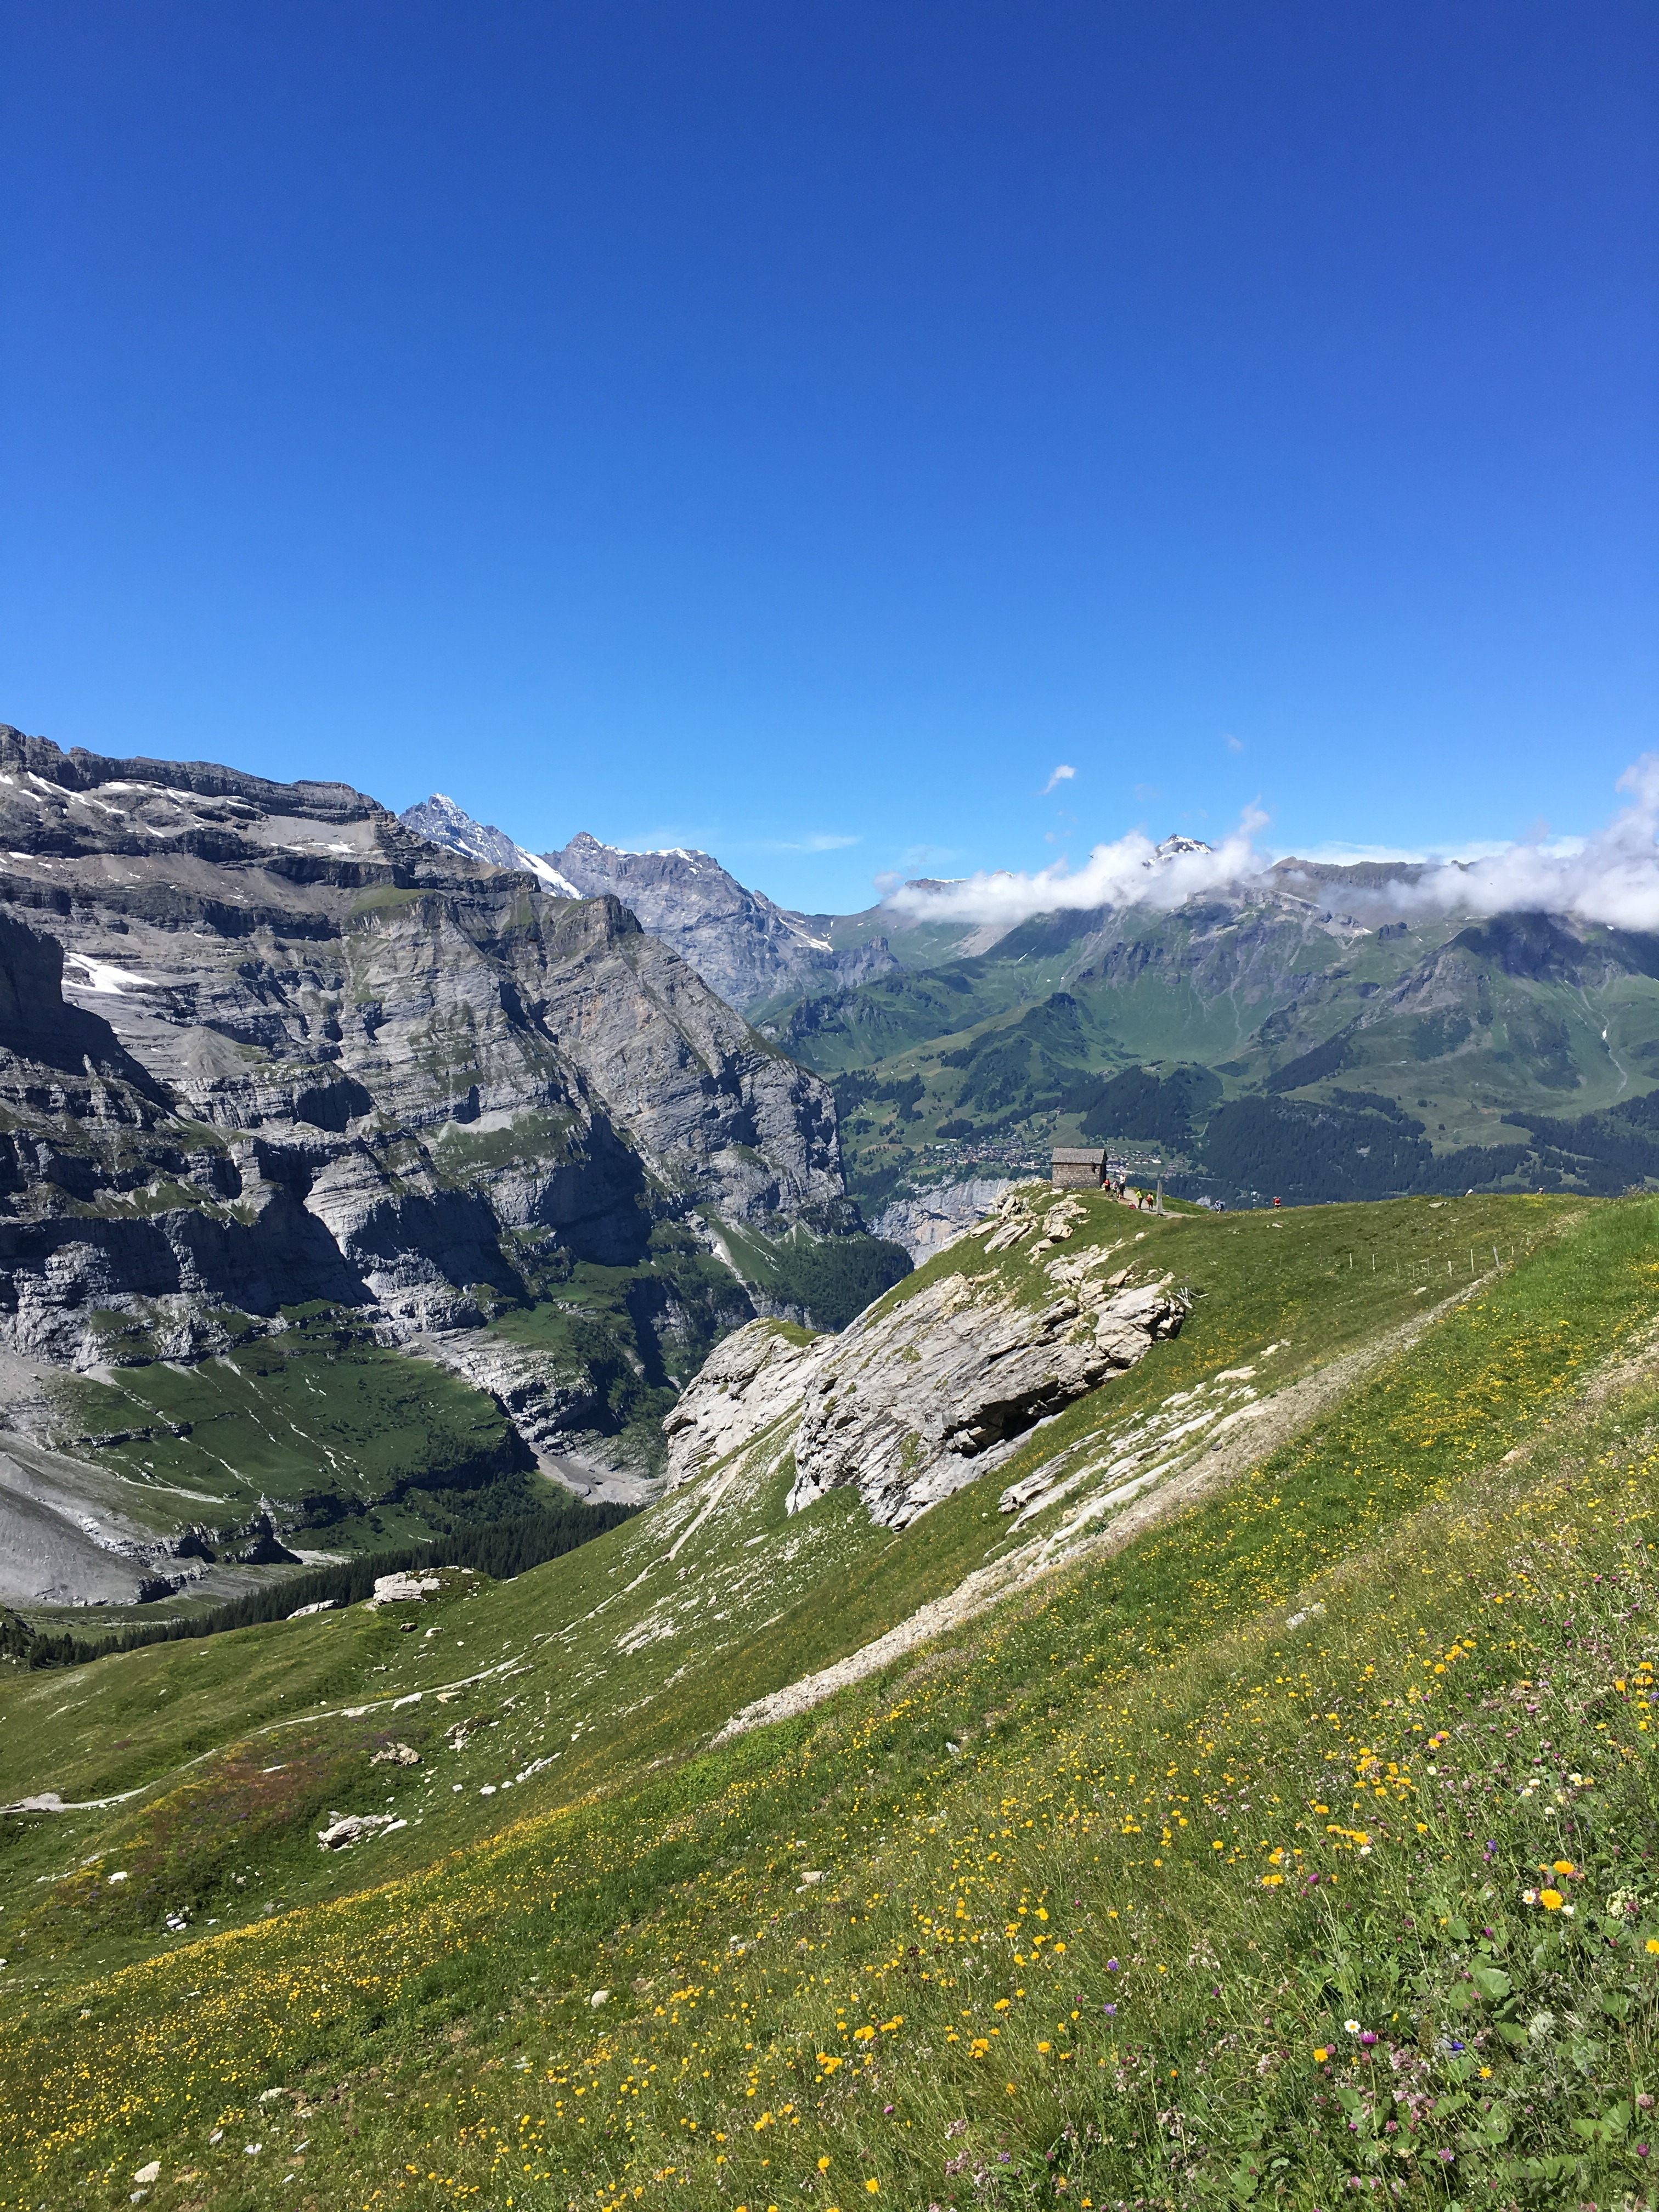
[
  {"x1": 1042, "y1": 764, "x2": 1076, "y2": 795},
  {"x1": 885, "y1": 805, "x2": 1269, "y2": 926},
  {"x1": 882, "y1": 755, "x2": 1659, "y2": 933},
  {"x1": 1224, "y1": 733, "x2": 1244, "y2": 754},
  {"x1": 1367, "y1": 759, "x2": 1659, "y2": 928}
]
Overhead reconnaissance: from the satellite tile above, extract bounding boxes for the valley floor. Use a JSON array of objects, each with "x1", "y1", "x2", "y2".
[{"x1": 2, "y1": 1194, "x2": 1656, "y2": 2209}]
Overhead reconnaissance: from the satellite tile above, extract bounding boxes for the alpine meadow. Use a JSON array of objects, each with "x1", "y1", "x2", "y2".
[{"x1": 3, "y1": 1184, "x2": 1656, "y2": 2209}]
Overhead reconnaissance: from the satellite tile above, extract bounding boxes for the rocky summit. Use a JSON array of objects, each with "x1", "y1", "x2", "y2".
[{"x1": 398, "y1": 793, "x2": 582, "y2": 896}]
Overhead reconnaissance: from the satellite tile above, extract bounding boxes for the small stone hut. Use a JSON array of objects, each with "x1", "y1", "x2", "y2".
[{"x1": 1051, "y1": 1147, "x2": 1107, "y2": 1190}]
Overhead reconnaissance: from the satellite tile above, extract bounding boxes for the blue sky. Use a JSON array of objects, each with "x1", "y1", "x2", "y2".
[{"x1": 3, "y1": 1, "x2": 1654, "y2": 913}]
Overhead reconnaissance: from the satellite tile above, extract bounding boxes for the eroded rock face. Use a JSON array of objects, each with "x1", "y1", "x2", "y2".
[
  {"x1": 662, "y1": 1256, "x2": 1186, "y2": 1530},
  {"x1": 662, "y1": 1322, "x2": 829, "y2": 1491},
  {"x1": 788, "y1": 1271, "x2": 1186, "y2": 1527},
  {"x1": 0, "y1": 727, "x2": 847, "y2": 1363}
]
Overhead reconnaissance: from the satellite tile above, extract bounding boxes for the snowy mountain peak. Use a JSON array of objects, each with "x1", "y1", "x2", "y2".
[
  {"x1": 1149, "y1": 833, "x2": 1214, "y2": 865},
  {"x1": 401, "y1": 805, "x2": 896, "y2": 1012},
  {"x1": 400, "y1": 795, "x2": 579, "y2": 896}
]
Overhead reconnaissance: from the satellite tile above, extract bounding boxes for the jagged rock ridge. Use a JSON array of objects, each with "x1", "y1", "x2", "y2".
[
  {"x1": 399, "y1": 798, "x2": 901, "y2": 1014},
  {"x1": 400, "y1": 793, "x2": 582, "y2": 896},
  {"x1": 545, "y1": 832, "x2": 900, "y2": 1014}
]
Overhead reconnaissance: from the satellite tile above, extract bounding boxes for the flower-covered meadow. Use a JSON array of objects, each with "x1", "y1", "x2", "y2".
[{"x1": 3, "y1": 1195, "x2": 1657, "y2": 2210}]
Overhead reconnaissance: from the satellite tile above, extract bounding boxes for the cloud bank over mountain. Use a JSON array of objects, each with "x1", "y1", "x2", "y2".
[{"x1": 884, "y1": 759, "x2": 1659, "y2": 934}]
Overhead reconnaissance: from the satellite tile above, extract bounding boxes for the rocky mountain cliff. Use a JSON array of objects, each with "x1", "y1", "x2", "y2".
[
  {"x1": 0, "y1": 726, "x2": 850, "y2": 1358},
  {"x1": 0, "y1": 727, "x2": 887, "y2": 1594},
  {"x1": 400, "y1": 796, "x2": 900, "y2": 1013},
  {"x1": 871, "y1": 1174, "x2": 1018, "y2": 1260},
  {"x1": 543, "y1": 832, "x2": 900, "y2": 1013}
]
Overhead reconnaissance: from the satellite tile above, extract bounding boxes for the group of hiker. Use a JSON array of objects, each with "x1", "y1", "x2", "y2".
[{"x1": 1102, "y1": 1169, "x2": 1159, "y2": 1211}]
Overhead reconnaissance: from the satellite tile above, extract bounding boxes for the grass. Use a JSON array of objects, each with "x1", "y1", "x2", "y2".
[
  {"x1": 2, "y1": 1196, "x2": 1656, "y2": 2207},
  {"x1": 47, "y1": 1306, "x2": 531, "y2": 1540}
]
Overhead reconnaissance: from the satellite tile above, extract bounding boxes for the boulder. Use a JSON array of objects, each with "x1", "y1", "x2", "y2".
[
  {"x1": 315, "y1": 1810, "x2": 399, "y2": 1850},
  {"x1": 367, "y1": 1572, "x2": 442, "y2": 1606}
]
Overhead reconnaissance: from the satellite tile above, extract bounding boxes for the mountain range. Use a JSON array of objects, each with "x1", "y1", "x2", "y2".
[
  {"x1": 9, "y1": 737, "x2": 1659, "y2": 1614},
  {"x1": 0, "y1": 729, "x2": 906, "y2": 1607},
  {"x1": 402, "y1": 791, "x2": 1659, "y2": 1218},
  {"x1": 401, "y1": 795, "x2": 983, "y2": 1014}
]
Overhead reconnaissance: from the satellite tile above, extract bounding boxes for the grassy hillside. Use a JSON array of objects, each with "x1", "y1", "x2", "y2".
[
  {"x1": 2, "y1": 1194, "x2": 1656, "y2": 2207},
  {"x1": 45, "y1": 1304, "x2": 535, "y2": 1547}
]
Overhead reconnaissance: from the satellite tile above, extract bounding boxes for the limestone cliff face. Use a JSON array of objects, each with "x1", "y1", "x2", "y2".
[
  {"x1": 663, "y1": 1187, "x2": 1187, "y2": 1530},
  {"x1": 0, "y1": 727, "x2": 847, "y2": 1364},
  {"x1": 872, "y1": 1176, "x2": 1018, "y2": 1262}
]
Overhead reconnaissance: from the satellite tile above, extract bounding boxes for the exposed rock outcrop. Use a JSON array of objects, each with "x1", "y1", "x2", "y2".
[
  {"x1": 662, "y1": 1322, "x2": 825, "y2": 1491},
  {"x1": 316, "y1": 1811, "x2": 400, "y2": 1849},
  {"x1": 664, "y1": 1201, "x2": 1187, "y2": 1531},
  {"x1": 786, "y1": 1267, "x2": 1186, "y2": 1527},
  {"x1": 365, "y1": 1572, "x2": 442, "y2": 1606}
]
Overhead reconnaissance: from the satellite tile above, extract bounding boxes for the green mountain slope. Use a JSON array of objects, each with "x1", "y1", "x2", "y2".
[
  {"x1": 3, "y1": 1192, "x2": 1657, "y2": 2205},
  {"x1": 765, "y1": 901, "x2": 1659, "y2": 1214}
]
